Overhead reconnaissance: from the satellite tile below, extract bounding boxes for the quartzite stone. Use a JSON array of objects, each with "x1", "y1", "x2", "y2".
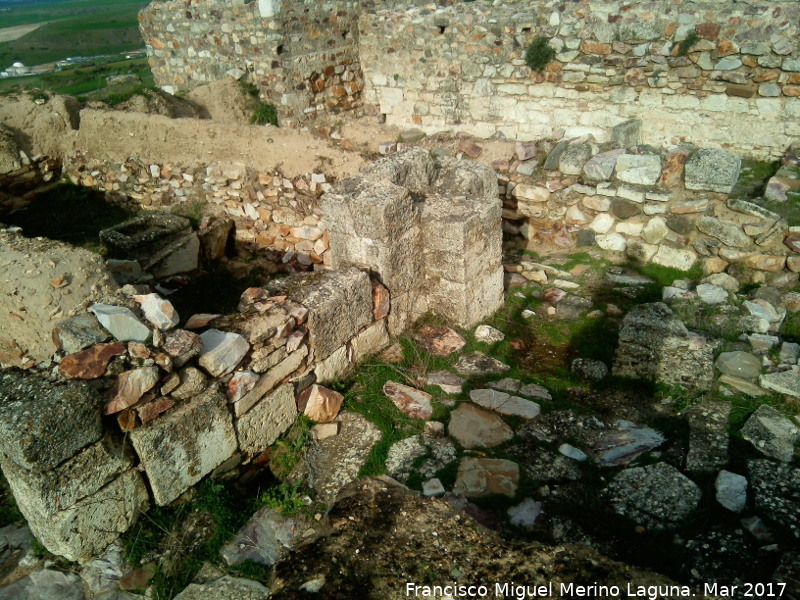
[
  {"x1": 715, "y1": 351, "x2": 762, "y2": 380},
  {"x1": 413, "y1": 325, "x2": 466, "y2": 356},
  {"x1": 453, "y1": 352, "x2": 510, "y2": 377},
  {"x1": 448, "y1": 403, "x2": 514, "y2": 449},
  {"x1": 740, "y1": 404, "x2": 799, "y2": 462},
  {"x1": 89, "y1": 304, "x2": 150, "y2": 343},
  {"x1": 104, "y1": 367, "x2": 160, "y2": 415},
  {"x1": 469, "y1": 388, "x2": 541, "y2": 419},
  {"x1": 426, "y1": 371, "x2": 464, "y2": 394},
  {"x1": 198, "y1": 329, "x2": 249, "y2": 377},
  {"x1": 453, "y1": 457, "x2": 519, "y2": 498},
  {"x1": 132, "y1": 293, "x2": 180, "y2": 330},
  {"x1": 298, "y1": 384, "x2": 344, "y2": 423},
  {"x1": 58, "y1": 342, "x2": 126, "y2": 380},
  {"x1": 383, "y1": 381, "x2": 433, "y2": 420}
]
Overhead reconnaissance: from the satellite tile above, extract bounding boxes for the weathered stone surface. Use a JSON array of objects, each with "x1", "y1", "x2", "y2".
[
  {"x1": 172, "y1": 576, "x2": 269, "y2": 600},
  {"x1": 583, "y1": 149, "x2": 624, "y2": 181},
  {"x1": 453, "y1": 457, "x2": 519, "y2": 498},
  {"x1": 453, "y1": 352, "x2": 510, "y2": 377},
  {"x1": 235, "y1": 384, "x2": 297, "y2": 456},
  {"x1": 221, "y1": 507, "x2": 300, "y2": 567},
  {"x1": 558, "y1": 142, "x2": 592, "y2": 175},
  {"x1": 52, "y1": 314, "x2": 111, "y2": 354},
  {"x1": 132, "y1": 293, "x2": 179, "y2": 330},
  {"x1": 0, "y1": 370, "x2": 103, "y2": 471},
  {"x1": 89, "y1": 304, "x2": 150, "y2": 342},
  {"x1": 719, "y1": 374, "x2": 769, "y2": 397},
  {"x1": 696, "y1": 283, "x2": 729, "y2": 305},
  {"x1": 0, "y1": 570, "x2": 86, "y2": 600},
  {"x1": 104, "y1": 367, "x2": 160, "y2": 415},
  {"x1": 614, "y1": 154, "x2": 661, "y2": 185},
  {"x1": 613, "y1": 303, "x2": 715, "y2": 389},
  {"x1": 386, "y1": 434, "x2": 457, "y2": 482},
  {"x1": 652, "y1": 244, "x2": 698, "y2": 270},
  {"x1": 474, "y1": 324, "x2": 504, "y2": 344},
  {"x1": 136, "y1": 396, "x2": 175, "y2": 424},
  {"x1": 686, "y1": 401, "x2": 731, "y2": 472},
  {"x1": 426, "y1": 371, "x2": 464, "y2": 394},
  {"x1": 570, "y1": 358, "x2": 608, "y2": 381},
  {"x1": 448, "y1": 403, "x2": 514, "y2": 449},
  {"x1": 58, "y1": 342, "x2": 126, "y2": 380},
  {"x1": 641, "y1": 217, "x2": 668, "y2": 244},
  {"x1": 383, "y1": 381, "x2": 433, "y2": 420},
  {"x1": 5, "y1": 468, "x2": 148, "y2": 562},
  {"x1": 298, "y1": 384, "x2": 343, "y2": 423},
  {"x1": 589, "y1": 213, "x2": 614, "y2": 234},
  {"x1": 610, "y1": 199, "x2": 641, "y2": 219},
  {"x1": 227, "y1": 370, "x2": 259, "y2": 404},
  {"x1": 594, "y1": 420, "x2": 665, "y2": 466},
  {"x1": 130, "y1": 385, "x2": 237, "y2": 505},
  {"x1": 740, "y1": 404, "x2": 799, "y2": 462},
  {"x1": 697, "y1": 217, "x2": 750, "y2": 248},
  {"x1": 300, "y1": 411, "x2": 381, "y2": 505},
  {"x1": 170, "y1": 366, "x2": 208, "y2": 401},
  {"x1": 469, "y1": 388, "x2": 540, "y2": 419},
  {"x1": 161, "y1": 329, "x2": 202, "y2": 367},
  {"x1": 198, "y1": 329, "x2": 249, "y2": 377},
  {"x1": 413, "y1": 325, "x2": 466, "y2": 356},
  {"x1": 605, "y1": 463, "x2": 701, "y2": 529},
  {"x1": 715, "y1": 470, "x2": 747, "y2": 513},
  {"x1": 279, "y1": 269, "x2": 372, "y2": 361},
  {"x1": 715, "y1": 351, "x2": 761, "y2": 380},
  {"x1": 748, "y1": 459, "x2": 800, "y2": 539},
  {"x1": 685, "y1": 148, "x2": 741, "y2": 193}
]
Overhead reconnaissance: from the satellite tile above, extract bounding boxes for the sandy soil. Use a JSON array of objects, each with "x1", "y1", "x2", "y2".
[{"x1": 0, "y1": 23, "x2": 44, "y2": 44}]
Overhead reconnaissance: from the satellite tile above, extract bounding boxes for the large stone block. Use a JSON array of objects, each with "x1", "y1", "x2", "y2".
[
  {"x1": 0, "y1": 369, "x2": 104, "y2": 471},
  {"x1": 685, "y1": 148, "x2": 742, "y2": 193},
  {"x1": 612, "y1": 302, "x2": 717, "y2": 389},
  {"x1": 8, "y1": 468, "x2": 148, "y2": 562},
  {"x1": 0, "y1": 436, "x2": 133, "y2": 517},
  {"x1": 130, "y1": 385, "x2": 237, "y2": 505},
  {"x1": 282, "y1": 269, "x2": 372, "y2": 362},
  {"x1": 360, "y1": 146, "x2": 437, "y2": 193},
  {"x1": 235, "y1": 384, "x2": 297, "y2": 456}
]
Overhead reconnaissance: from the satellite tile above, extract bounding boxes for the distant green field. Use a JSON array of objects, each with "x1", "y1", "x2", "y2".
[
  {"x1": 0, "y1": 0, "x2": 149, "y2": 68},
  {"x1": 0, "y1": 56, "x2": 154, "y2": 98}
]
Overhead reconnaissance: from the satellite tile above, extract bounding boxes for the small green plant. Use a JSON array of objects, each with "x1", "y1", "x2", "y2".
[
  {"x1": 524, "y1": 36, "x2": 556, "y2": 73},
  {"x1": 678, "y1": 29, "x2": 700, "y2": 56},
  {"x1": 256, "y1": 481, "x2": 310, "y2": 516},
  {"x1": 269, "y1": 416, "x2": 312, "y2": 479},
  {"x1": 239, "y1": 80, "x2": 260, "y2": 99},
  {"x1": 251, "y1": 101, "x2": 278, "y2": 127}
]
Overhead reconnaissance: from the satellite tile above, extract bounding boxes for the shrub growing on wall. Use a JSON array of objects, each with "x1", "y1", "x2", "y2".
[{"x1": 525, "y1": 35, "x2": 556, "y2": 73}]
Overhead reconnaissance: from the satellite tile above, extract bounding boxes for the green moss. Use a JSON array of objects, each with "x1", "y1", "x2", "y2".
[
  {"x1": 677, "y1": 29, "x2": 700, "y2": 56},
  {"x1": 269, "y1": 416, "x2": 313, "y2": 480},
  {"x1": 0, "y1": 470, "x2": 23, "y2": 528},
  {"x1": 251, "y1": 102, "x2": 279, "y2": 127},
  {"x1": 631, "y1": 261, "x2": 703, "y2": 287},
  {"x1": 524, "y1": 36, "x2": 556, "y2": 73}
]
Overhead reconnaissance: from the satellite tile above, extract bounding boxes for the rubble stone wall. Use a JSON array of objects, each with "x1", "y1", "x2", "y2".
[
  {"x1": 62, "y1": 152, "x2": 332, "y2": 267},
  {"x1": 139, "y1": 0, "x2": 364, "y2": 127},
  {"x1": 359, "y1": 0, "x2": 800, "y2": 158}
]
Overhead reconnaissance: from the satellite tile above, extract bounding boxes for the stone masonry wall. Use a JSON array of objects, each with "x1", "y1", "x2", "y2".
[
  {"x1": 63, "y1": 152, "x2": 333, "y2": 267},
  {"x1": 359, "y1": 0, "x2": 800, "y2": 158},
  {"x1": 139, "y1": 0, "x2": 364, "y2": 127}
]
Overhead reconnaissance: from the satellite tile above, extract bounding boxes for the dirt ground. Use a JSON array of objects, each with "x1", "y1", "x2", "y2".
[{"x1": 0, "y1": 24, "x2": 44, "y2": 44}]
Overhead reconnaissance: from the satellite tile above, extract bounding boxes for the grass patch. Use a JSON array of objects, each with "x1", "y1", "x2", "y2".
[
  {"x1": 631, "y1": 261, "x2": 703, "y2": 287},
  {"x1": 727, "y1": 157, "x2": 780, "y2": 202},
  {"x1": 256, "y1": 480, "x2": 313, "y2": 517},
  {"x1": 7, "y1": 183, "x2": 135, "y2": 251},
  {"x1": 269, "y1": 416, "x2": 313, "y2": 480},
  {"x1": 121, "y1": 478, "x2": 263, "y2": 600},
  {"x1": 251, "y1": 101, "x2": 278, "y2": 127},
  {"x1": 524, "y1": 35, "x2": 556, "y2": 73}
]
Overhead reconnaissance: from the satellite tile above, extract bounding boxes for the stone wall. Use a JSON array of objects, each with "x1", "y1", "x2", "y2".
[
  {"x1": 358, "y1": 0, "x2": 800, "y2": 158},
  {"x1": 63, "y1": 152, "x2": 332, "y2": 268},
  {"x1": 139, "y1": 0, "x2": 364, "y2": 127}
]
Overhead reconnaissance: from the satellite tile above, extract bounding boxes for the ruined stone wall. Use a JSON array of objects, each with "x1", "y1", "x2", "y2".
[
  {"x1": 139, "y1": 0, "x2": 364, "y2": 127},
  {"x1": 358, "y1": 0, "x2": 800, "y2": 158},
  {"x1": 63, "y1": 152, "x2": 332, "y2": 267}
]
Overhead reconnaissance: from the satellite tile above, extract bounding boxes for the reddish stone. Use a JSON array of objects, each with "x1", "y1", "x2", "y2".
[
  {"x1": 726, "y1": 84, "x2": 755, "y2": 98},
  {"x1": 696, "y1": 23, "x2": 721, "y2": 40},
  {"x1": 580, "y1": 40, "x2": 612, "y2": 55},
  {"x1": 154, "y1": 353, "x2": 173, "y2": 372},
  {"x1": 413, "y1": 325, "x2": 466, "y2": 356},
  {"x1": 117, "y1": 409, "x2": 137, "y2": 432},
  {"x1": 162, "y1": 329, "x2": 202, "y2": 367},
  {"x1": 185, "y1": 313, "x2": 221, "y2": 329},
  {"x1": 717, "y1": 39, "x2": 738, "y2": 56},
  {"x1": 383, "y1": 381, "x2": 433, "y2": 420},
  {"x1": 372, "y1": 282, "x2": 391, "y2": 320},
  {"x1": 783, "y1": 86, "x2": 800, "y2": 97},
  {"x1": 104, "y1": 367, "x2": 160, "y2": 415},
  {"x1": 238, "y1": 287, "x2": 270, "y2": 312},
  {"x1": 128, "y1": 342, "x2": 151, "y2": 359},
  {"x1": 659, "y1": 151, "x2": 689, "y2": 187},
  {"x1": 784, "y1": 233, "x2": 800, "y2": 253},
  {"x1": 227, "y1": 371, "x2": 259, "y2": 403},
  {"x1": 458, "y1": 141, "x2": 483, "y2": 158},
  {"x1": 58, "y1": 342, "x2": 126, "y2": 380},
  {"x1": 297, "y1": 384, "x2": 344, "y2": 423},
  {"x1": 136, "y1": 397, "x2": 175, "y2": 424}
]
